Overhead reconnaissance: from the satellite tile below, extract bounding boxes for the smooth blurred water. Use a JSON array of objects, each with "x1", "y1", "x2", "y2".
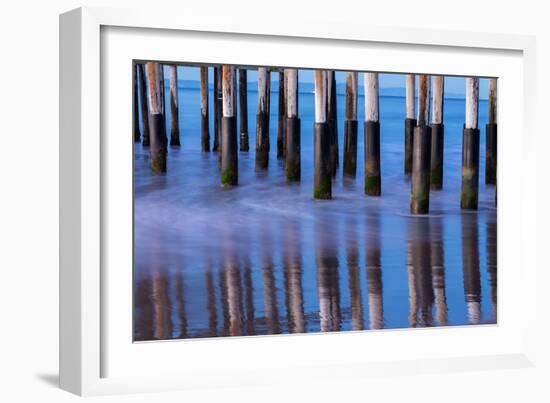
[{"x1": 133, "y1": 77, "x2": 497, "y2": 341}]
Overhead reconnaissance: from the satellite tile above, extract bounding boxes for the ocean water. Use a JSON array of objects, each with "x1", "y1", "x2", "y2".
[{"x1": 133, "y1": 77, "x2": 497, "y2": 341}]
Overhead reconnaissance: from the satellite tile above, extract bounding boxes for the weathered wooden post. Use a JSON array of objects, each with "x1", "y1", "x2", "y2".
[
  {"x1": 277, "y1": 70, "x2": 286, "y2": 159},
  {"x1": 486, "y1": 78, "x2": 497, "y2": 185},
  {"x1": 461, "y1": 77, "x2": 480, "y2": 210},
  {"x1": 220, "y1": 66, "x2": 238, "y2": 186},
  {"x1": 313, "y1": 70, "x2": 332, "y2": 199},
  {"x1": 410, "y1": 74, "x2": 431, "y2": 213},
  {"x1": 327, "y1": 71, "x2": 339, "y2": 177},
  {"x1": 200, "y1": 66, "x2": 210, "y2": 152},
  {"x1": 213, "y1": 67, "x2": 223, "y2": 152},
  {"x1": 168, "y1": 65, "x2": 180, "y2": 146},
  {"x1": 430, "y1": 75, "x2": 444, "y2": 189},
  {"x1": 256, "y1": 68, "x2": 271, "y2": 169},
  {"x1": 343, "y1": 72, "x2": 358, "y2": 177},
  {"x1": 146, "y1": 62, "x2": 167, "y2": 173},
  {"x1": 137, "y1": 63, "x2": 150, "y2": 146},
  {"x1": 159, "y1": 65, "x2": 168, "y2": 141},
  {"x1": 133, "y1": 63, "x2": 141, "y2": 142},
  {"x1": 404, "y1": 74, "x2": 416, "y2": 174},
  {"x1": 285, "y1": 69, "x2": 301, "y2": 181},
  {"x1": 238, "y1": 69, "x2": 249, "y2": 151},
  {"x1": 364, "y1": 73, "x2": 381, "y2": 196}
]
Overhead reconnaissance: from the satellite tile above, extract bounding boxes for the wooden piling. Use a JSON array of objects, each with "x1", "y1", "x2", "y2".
[
  {"x1": 461, "y1": 77, "x2": 480, "y2": 210},
  {"x1": 486, "y1": 78, "x2": 497, "y2": 185},
  {"x1": 133, "y1": 63, "x2": 141, "y2": 142},
  {"x1": 285, "y1": 69, "x2": 301, "y2": 181},
  {"x1": 410, "y1": 74, "x2": 431, "y2": 214},
  {"x1": 200, "y1": 66, "x2": 210, "y2": 152},
  {"x1": 430, "y1": 75, "x2": 444, "y2": 190},
  {"x1": 313, "y1": 70, "x2": 331, "y2": 199},
  {"x1": 146, "y1": 61, "x2": 167, "y2": 174},
  {"x1": 221, "y1": 66, "x2": 238, "y2": 186},
  {"x1": 168, "y1": 65, "x2": 180, "y2": 146},
  {"x1": 404, "y1": 74, "x2": 416, "y2": 174},
  {"x1": 137, "y1": 64, "x2": 150, "y2": 146},
  {"x1": 343, "y1": 72, "x2": 358, "y2": 177},
  {"x1": 159, "y1": 65, "x2": 168, "y2": 141},
  {"x1": 255, "y1": 67, "x2": 270, "y2": 170},
  {"x1": 327, "y1": 71, "x2": 339, "y2": 177},
  {"x1": 277, "y1": 70, "x2": 286, "y2": 159},
  {"x1": 213, "y1": 67, "x2": 222, "y2": 152},
  {"x1": 238, "y1": 69, "x2": 249, "y2": 151},
  {"x1": 364, "y1": 73, "x2": 381, "y2": 196}
]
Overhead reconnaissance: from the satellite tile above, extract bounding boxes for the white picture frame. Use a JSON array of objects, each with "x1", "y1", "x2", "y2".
[{"x1": 60, "y1": 6, "x2": 538, "y2": 396}]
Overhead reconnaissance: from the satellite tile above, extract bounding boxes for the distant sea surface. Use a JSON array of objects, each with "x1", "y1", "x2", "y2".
[{"x1": 133, "y1": 81, "x2": 497, "y2": 340}]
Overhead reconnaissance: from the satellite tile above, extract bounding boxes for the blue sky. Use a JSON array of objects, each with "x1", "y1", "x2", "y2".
[{"x1": 168, "y1": 66, "x2": 489, "y2": 98}]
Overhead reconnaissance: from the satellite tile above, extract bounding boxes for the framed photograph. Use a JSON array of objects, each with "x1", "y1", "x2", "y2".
[{"x1": 60, "y1": 6, "x2": 537, "y2": 396}]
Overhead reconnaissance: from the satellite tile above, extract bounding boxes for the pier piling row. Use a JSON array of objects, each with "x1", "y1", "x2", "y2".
[
  {"x1": 343, "y1": 72, "x2": 358, "y2": 178},
  {"x1": 410, "y1": 74, "x2": 431, "y2": 214},
  {"x1": 313, "y1": 70, "x2": 332, "y2": 199},
  {"x1": 461, "y1": 77, "x2": 480, "y2": 210},
  {"x1": 364, "y1": 73, "x2": 381, "y2": 196}
]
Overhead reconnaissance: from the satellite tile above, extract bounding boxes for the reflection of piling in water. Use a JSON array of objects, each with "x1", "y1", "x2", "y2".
[
  {"x1": 205, "y1": 265, "x2": 218, "y2": 337},
  {"x1": 343, "y1": 72, "x2": 358, "y2": 178},
  {"x1": 346, "y1": 217, "x2": 364, "y2": 330},
  {"x1": 430, "y1": 218, "x2": 447, "y2": 326},
  {"x1": 256, "y1": 68, "x2": 271, "y2": 170},
  {"x1": 243, "y1": 262, "x2": 256, "y2": 336},
  {"x1": 151, "y1": 268, "x2": 172, "y2": 339},
  {"x1": 366, "y1": 214, "x2": 383, "y2": 329},
  {"x1": 313, "y1": 70, "x2": 332, "y2": 199},
  {"x1": 408, "y1": 218, "x2": 435, "y2": 327},
  {"x1": 134, "y1": 277, "x2": 154, "y2": 341},
  {"x1": 462, "y1": 216, "x2": 482, "y2": 324},
  {"x1": 146, "y1": 61, "x2": 167, "y2": 174},
  {"x1": 277, "y1": 70, "x2": 286, "y2": 159},
  {"x1": 174, "y1": 269, "x2": 187, "y2": 338},
  {"x1": 430, "y1": 76, "x2": 444, "y2": 190},
  {"x1": 486, "y1": 78, "x2": 497, "y2": 185},
  {"x1": 283, "y1": 219, "x2": 305, "y2": 334},
  {"x1": 316, "y1": 222, "x2": 341, "y2": 332},
  {"x1": 461, "y1": 77, "x2": 481, "y2": 210},
  {"x1": 137, "y1": 64, "x2": 150, "y2": 146},
  {"x1": 327, "y1": 71, "x2": 339, "y2": 177},
  {"x1": 486, "y1": 219, "x2": 497, "y2": 320},
  {"x1": 404, "y1": 74, "x2": 416, "y2": 175},
  {"x1": 364, "y1": 73, "x2": 381, "y2": 196},
  {"x1": 168, "y1": 65, "x2": 181, "y2": 146},
  {"x1": 239, "y1": 69, "x2": 249, "y2": 151},
  {"x1": 200, "y1": 66, "x2": 210, "y2": 152},
  {"x1": 261, "y1": 231, "x2": 280, "y2": 335},
  {"x1": 133, "y1": 63, "x2": 141, "y2": 142},
  {"x1": 285, "y1": 69, "x2": 301, "y2": 182},
  {"x1": 221, "y1": 65, "x2": 238, "y2": 186},
  {"x1": 411, "y1": 75, "x2": 431, "y2": 213},
  {"x1": 406, "y1": 240, "x2": 418, "y2": 327}
]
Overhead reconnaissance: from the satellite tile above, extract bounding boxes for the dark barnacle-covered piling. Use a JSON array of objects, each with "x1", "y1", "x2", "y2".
[
  {"x1": 343, "y1": 72, "x2": 358, "y2": 178},
  {"x1": 285, "y1": 69, "x2": 301, "y2": 182},
  {"x1": 146, "y1": 61, "x2": 167, "y2": 174},
  {"x1": 486, "y1": 78, "x2": 497, "y2": 185},
  {"x1": 255, "y1": 67, "x2": 271, "y2": 170},
  {"x1": 364, "y1": 72, "x2": 381, "y2": 196},
  {"x1": 460, "y1": 77, "x2": 480, "y2": 210},
  {"x1": 430, "y1": 75, "x2": 444, "y2": 190},
  {"x1": 404, "y1": 74, "x2": 416, "y2": 175},
  {"x1": 168, "y1": 65, "x2": 180, "y2": 146},
  {"x1": 313, "y1": 70, "x2": 331, "y2": 199},
  {"x1": 220, "y1": 65, "x2": 238, "y2": 186},
  {"x1": 200, "y1": 66, "x2": 210, "y2": 152},
  {"x1": 239, "y1": 69, "x2": 249, "y2": 151}
]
